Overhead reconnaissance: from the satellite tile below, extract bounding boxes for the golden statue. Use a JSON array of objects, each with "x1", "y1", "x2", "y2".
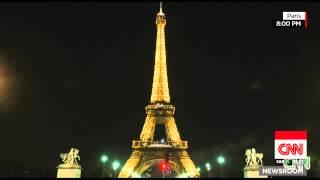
[
  {"x1": 59, "y1": 148, "x2": 81, "y2": 167},
  {"x1": 245, "y1": 148, "x2": 263, "y2": 166}
]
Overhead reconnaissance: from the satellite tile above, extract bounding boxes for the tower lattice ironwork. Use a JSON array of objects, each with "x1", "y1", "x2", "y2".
[{"x1": 118, "y1": 3, "x2": 200, "y2": 178}]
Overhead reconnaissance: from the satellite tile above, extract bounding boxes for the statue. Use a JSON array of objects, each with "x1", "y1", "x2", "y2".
[
  {"x1": 243, "y1": 148, "x2": 267, "y2": 178},
  {"x1": 245, "y1": 148, "x2": 263, "y2": 166},
  {"x1": 59, "y1": 148, "x2": 81, "y2": 167},
  {"x1": 57, "y1": 148, "x2": 82, "y2": 178}
]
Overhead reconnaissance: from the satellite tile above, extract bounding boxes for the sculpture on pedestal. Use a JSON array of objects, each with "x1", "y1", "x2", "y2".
[
  {"x1": 60, "y1": 148, "x2": 81, "y2": 167},
  {"x1": 57, "y1": 148, "x2": 82, "y2": 178},
  {"x1": 243, "y1": 148, "x2": 267, "y2": 178},
  {"x1": 245, "y1": 148, "x2": 263, "y2": 167}
]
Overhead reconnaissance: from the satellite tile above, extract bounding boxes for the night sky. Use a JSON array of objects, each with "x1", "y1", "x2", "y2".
[{"x1": 0, "y1": 2, "x2": 320, "y2": 177}]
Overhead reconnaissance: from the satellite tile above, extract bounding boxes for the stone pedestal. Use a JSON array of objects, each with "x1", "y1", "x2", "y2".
[
  {"x1": 57, "y1": 164, "x2": 81, "y2": 178},
  {"x1": 243, "y1": 165, "x2": 268, "y2": 178}
]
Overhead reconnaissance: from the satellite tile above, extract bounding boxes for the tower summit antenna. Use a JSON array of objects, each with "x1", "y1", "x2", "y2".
[{"x1": 159, "y1": 2, "x2": 164, "y2": 15}]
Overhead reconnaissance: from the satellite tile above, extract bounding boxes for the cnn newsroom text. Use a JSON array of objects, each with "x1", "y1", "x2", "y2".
[{"x1": 259, "y1": 131, "x2": 310, "y2": 176}]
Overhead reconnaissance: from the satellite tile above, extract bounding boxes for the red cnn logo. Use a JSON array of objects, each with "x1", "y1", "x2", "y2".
[
  {"x1": 274, "y1": 131, "x2": 307, "y2": 159},
  {"x1": 278, "y1": 143, "x2": 303, "y2": 155}
]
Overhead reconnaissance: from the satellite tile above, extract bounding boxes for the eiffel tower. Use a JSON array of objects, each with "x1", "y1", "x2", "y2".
[{"x1": 118, "y1": 3, "x2": 200, "y2": 178}]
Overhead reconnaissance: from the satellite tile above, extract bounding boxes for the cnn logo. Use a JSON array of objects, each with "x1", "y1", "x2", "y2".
[{"x1": 274, "y1": 131, "x2": 307, "y2": 159}]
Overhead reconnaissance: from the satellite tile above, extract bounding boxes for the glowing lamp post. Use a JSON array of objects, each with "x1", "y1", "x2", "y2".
[
  {"x1": 112, "y1": 160, "x2": 121, "y2": 177},
  {"x1": 101, "y1": 155, "x2": 108, "y2": 163},
  {"x1": 217, "y1": 155, "x2": 225, "y2": 178},
  {"x1": 205, "y1": 162, "x2": 211, "y2": 177},
  {"x1": 100, "y1": 155, "x2": 108, "y2": 177}
]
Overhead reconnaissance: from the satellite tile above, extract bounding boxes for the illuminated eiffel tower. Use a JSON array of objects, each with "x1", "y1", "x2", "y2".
[{"x1": 118, "y1": 3, "x2": 200, "y2": 178}]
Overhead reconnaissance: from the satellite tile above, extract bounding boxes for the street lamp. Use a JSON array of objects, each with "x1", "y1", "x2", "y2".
[
  {"x1": 217, "y1": 155, "x2": 225, "y2": 178},
  {"x1": 196, "y1": 167, "x2": 201, "y2": 177},
  {"x1": 205, "y1": 162, "x2": 211, "y2": 177},
  {"x1": 101, "y1": 155, "x2": 109, "y2": 163},
  {"x1": 112, "y1": 160, "x2": 121, "y2": 177},
  {"x1": 205, "y1": 162, "x2": 211, "y2": 171},
  {"x1": 100, "y1": 155, "x2": 108, "y2": 177}
]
